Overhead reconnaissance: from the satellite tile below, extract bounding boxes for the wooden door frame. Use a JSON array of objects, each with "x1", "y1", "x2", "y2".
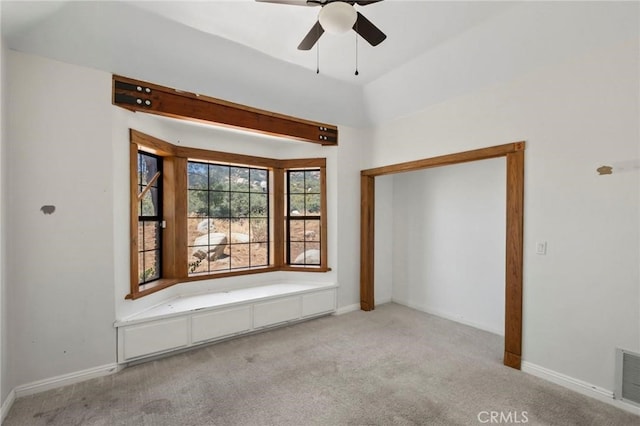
[{"x1": 360, "y1": 142, "x2": 525, "y2": 369}]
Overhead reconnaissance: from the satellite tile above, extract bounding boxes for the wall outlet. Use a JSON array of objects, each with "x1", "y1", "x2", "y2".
[{"x1": 536, "y1": 241, "x2": 547, "y2": 255}]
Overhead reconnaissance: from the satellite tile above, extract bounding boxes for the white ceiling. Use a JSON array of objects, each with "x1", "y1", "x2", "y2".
[
  {"x1": 2, "y1": 1, "x2": 637, "y2": 127},
  {"x1": 1, "y1": 0, "x2": 515, "y2": 85}
]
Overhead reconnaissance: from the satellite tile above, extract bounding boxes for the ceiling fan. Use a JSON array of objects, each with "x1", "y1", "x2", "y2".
[{"x1": 256, "y1": 0, "x2": 386, "y2": 50}]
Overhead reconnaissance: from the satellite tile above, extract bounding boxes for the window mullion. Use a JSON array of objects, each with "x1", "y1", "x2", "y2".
[
  {"x1": 272, "y1": 167, "x2": 285, "y2": 267},
  {"x1": 129, "y1": 142, "x2": 140, "y2": 296},
  {"x1": 320, "y1": 165, "x2": 328, "y2": 269},
  {"x1": 164, "y1": 156, "x2": 188, "y2": 279}
]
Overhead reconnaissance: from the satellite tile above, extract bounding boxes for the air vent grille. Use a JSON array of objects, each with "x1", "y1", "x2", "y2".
[{"x1": 616, "y1": 348, "x2": 640, "y2": 406}]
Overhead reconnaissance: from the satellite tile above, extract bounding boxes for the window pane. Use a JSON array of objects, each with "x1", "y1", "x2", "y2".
[
  {"x1": 230, "y1": 244, "x2": 250, "y2": 269},
  {"x1": 209, "y1": 164, "x2": 229, "y2": 181},
  {"x1": 304, "y1": 220, "x2": 320, "y2": 241},
  {"x1": 250, "y1": 193, "x2": 268, "y2": 217},
  {"x1": 138, "y1": 252, "x2": 145, "y2": 282},
  {"x1": 306, "y1": 194, "x2": 321, "y2": 215},
  {"x1": 188, "y1": 190, "x2": 208, "y2": 217},
  {"x1": 250, "y1": 219, "x2": 268, "y2": 243},
  {"x1": 143, "y1": 250, "x2": 161, "y2": 280},
  {"x1": 188, "y1": 162, "x2": 208, "y2": 190},
  {"x1": 231, "y1": 218, "x2": 249, "y2": 235},
  {"x1": 139, "y1": 248, "x2": 160, "y2": 284},
  {"x1": 208, "y1": 191, "x2": 229, "y2": 218},
  {"x1": 305, "y1": 170, "x2": 320, "y2": 193},
  {"x1": 210, "y1": 256, "x2": 230, "y2": 271},
  {"x1": 290, "y1": 242, "x2": 306, "y2": 264},
  {"x1": 289, "y1": 194, "x2": 305, "y2": 215},
  {"x1": 208, "y1": 191, "x2": 229, "y2": 217},
  {"x1": 189, "y1": 255, "x2": 210, "y2": 275},
  {"x1": 209, "y1": 165, "x2": 229, "y2": 190},
  {"x1": 288, "y1": 219, "x2": 305, "y2": 242},
  {"x1": 291, "y1": 243, "x2": 320, "y2": 265},
  {"x1": 142, "y1": 221, "x2": 161, "y2": 251},
  {"x1": 138, "y1": 153, "x2": 159, "y2": 186},
  {"x1": 251, "y1": 169, "x2": 268, "y2": 193},
  {"x1": 141, "y1": 188, "x2": 159, "y2": 217},
  {"x1": 230, "y1": 167, "x2": 249, "y2": 191},
  {"x1": 251, "y1": 243, "x2": 269, "y2": 266},
  {"x1": 138, "y1": 222, "x2": 144, "y2": 248},
  {"x1": 230, "y1": 192, "x2": 249, "y2": 217},
  {"x1": 138, "y1": 154, "x2": 144, "y2": 184},
  {"x1": 288, "y1": 171, "x2": 305, "y2": 193},
  {"x1": 303, "y1": 243, "x2": 321, "y2": 265},
  {"x1": 138, "y1": 185, "x2": 145, "y2": 216},
  {"x1": 230, "y1": 219, "x2": 250, "y2": 244},
  {"x1": 305, "y1": 241, "x2": 320, "y2": 252}
]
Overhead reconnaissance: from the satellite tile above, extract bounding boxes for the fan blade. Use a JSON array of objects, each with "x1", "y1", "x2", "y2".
[
  {"x1": 353, "y1": 1, "x2": 383, "y2": 5},
  {"x1": 255, "y1": 0, "x2": 318, "y2": 6},
  {"x1": 298, "y1": 21, "x2": 324, "y2": 50},
  {"x1": 353, "y1": 12, "x2": 386, "y2": 46}
]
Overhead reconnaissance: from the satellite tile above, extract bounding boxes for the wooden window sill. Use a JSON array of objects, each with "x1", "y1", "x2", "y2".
[{"x1": 126, "y1": 278, "x2": 180, "y2": 300}]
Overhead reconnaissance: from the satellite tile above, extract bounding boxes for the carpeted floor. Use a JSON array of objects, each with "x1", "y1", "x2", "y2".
[{"x1": 4, "y1": 303, "x2": 639, "y2": 425}]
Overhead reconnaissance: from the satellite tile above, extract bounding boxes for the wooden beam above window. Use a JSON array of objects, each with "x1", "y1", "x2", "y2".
[{"x1": 113, "y1": 75, "x2": 338, "y2": 145}]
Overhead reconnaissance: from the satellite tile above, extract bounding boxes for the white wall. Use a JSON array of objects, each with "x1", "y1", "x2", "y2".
[
  {"x1": 391, "y1": 159, "x2": 506, "y2": 335},
  {"x1": 368, "y1": 38, "x2": 639, "y2": 392},
  {"x1": 6, "y1": 52, "x2": 117, "y2": 388},
  {"x1": 5, "y1": 49, "x2": 364, "y2": 390},
  {"x1": 0, "y1": 28, "x2": 8, "y2": 406},
  {"x1": 335, "y1": 126, "x2": 366, "y2": 310}
]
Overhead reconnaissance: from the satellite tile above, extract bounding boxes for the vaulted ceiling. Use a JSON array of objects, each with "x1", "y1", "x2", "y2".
[{"x1": 2, "y1": 1, "x2": 637, "y2": 127}]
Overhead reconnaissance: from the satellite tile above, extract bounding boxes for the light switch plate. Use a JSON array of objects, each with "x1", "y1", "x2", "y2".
[{"x1": 536, "y1": 241, "x2": 547, "y2": 255}]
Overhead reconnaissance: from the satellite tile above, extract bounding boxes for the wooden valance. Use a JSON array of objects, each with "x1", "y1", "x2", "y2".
[{"x1": 112, "y1": 75, "x2": 338, "y2": 145}]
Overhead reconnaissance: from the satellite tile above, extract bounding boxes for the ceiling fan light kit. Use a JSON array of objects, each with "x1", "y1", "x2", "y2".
[
  {"x1": 257, "y1": 0, "x2": 386, "y2": 50},
  {"x1": 318, "y1": 2, "x2": 357, "y2": 34},
  {"x1": 256, "y1": 0, "x2": 386, "y2": 76}
]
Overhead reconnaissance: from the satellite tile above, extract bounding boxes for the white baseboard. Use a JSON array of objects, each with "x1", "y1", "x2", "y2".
[
  {"x1": 335, "y1": 303, "x2": 360, "y2": 315},
  {"x1": 1, "y1": 388, "x2": 16, "y2": 424},
  {"x1": 521, "y1": 361, "x2": 640, "y2": 416},
  {"x1": 14, "y1": 363, "x2": 121, "y2": 398},
  {"x1": 336, "y1": 300, "x2": 397, "y2": 315},
  {"x1": 392, "y1": 298, "x2": 504, "y2": 336}
]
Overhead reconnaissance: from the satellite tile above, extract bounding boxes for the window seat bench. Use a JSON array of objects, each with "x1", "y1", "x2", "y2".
[{"x1": 114, "y1": 282, "x2": 338, "y2": 364}]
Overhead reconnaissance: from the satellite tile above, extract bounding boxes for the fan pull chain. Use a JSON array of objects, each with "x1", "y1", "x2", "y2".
[
  {"x1": 316, "y1": 24, "x2": 320, "y2": 74},
  {"x1": 355, "y1": 32, "x2": 359, "y2": 76},
  {"x1": 354, "y1": 17, "x2": 360, "y2": 76}
]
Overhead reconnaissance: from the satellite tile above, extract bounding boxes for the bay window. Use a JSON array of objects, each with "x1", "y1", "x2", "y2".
[{"x1": 129, "y1": 129, "x2": 328, "y2": 299}]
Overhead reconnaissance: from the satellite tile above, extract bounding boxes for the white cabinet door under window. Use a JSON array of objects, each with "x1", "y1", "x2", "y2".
[{"x1": 253, "y1": 297, "x2": 301, "y2": 328}]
